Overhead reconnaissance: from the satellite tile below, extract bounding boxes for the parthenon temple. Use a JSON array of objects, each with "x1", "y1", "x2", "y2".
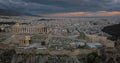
[{"x1": 12, "y1": 23, "x2": 47, "y2": 34}]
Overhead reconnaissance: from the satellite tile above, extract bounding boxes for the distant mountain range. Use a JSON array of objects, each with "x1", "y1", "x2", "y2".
[
  {"x1": 0, "y1": 8, "x2": 120, "y2": 17},
  {"x1": 0, "y1": 9, "x2": 21, "y2": 16},
  {"x1": 0, "y1": 9, "x2": 39, "y2": 16}
]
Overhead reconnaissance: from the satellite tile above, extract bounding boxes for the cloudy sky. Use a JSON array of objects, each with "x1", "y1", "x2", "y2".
[{"x1": 0, "y1": 0, "x2": 120, "y2": 17}]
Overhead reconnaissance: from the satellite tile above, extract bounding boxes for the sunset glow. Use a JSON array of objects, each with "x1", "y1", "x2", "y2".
[{"x1": 43, "y1": 11, "x2": 120, "y2": 17}]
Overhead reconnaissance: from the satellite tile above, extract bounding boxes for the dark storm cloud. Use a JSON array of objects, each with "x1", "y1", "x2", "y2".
[
  {"x1": 24, "y1": 0, "x2": 120, "y2": 12},
  {"x1": 0, "y1": 0, "x2": 65, "y2": 14},
  {"x1": 0, "y1": 0, "x2": 120, "y2": 15}
]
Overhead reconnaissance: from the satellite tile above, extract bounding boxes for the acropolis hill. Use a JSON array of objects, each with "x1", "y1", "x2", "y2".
[{"x1": 0, "y1": 16, "x2": 120, "y2": 63}]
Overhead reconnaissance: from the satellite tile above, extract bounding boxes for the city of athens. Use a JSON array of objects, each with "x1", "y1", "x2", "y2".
[{"x1": 0, "y1": 0, "x2": 120, "y2": 63}]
